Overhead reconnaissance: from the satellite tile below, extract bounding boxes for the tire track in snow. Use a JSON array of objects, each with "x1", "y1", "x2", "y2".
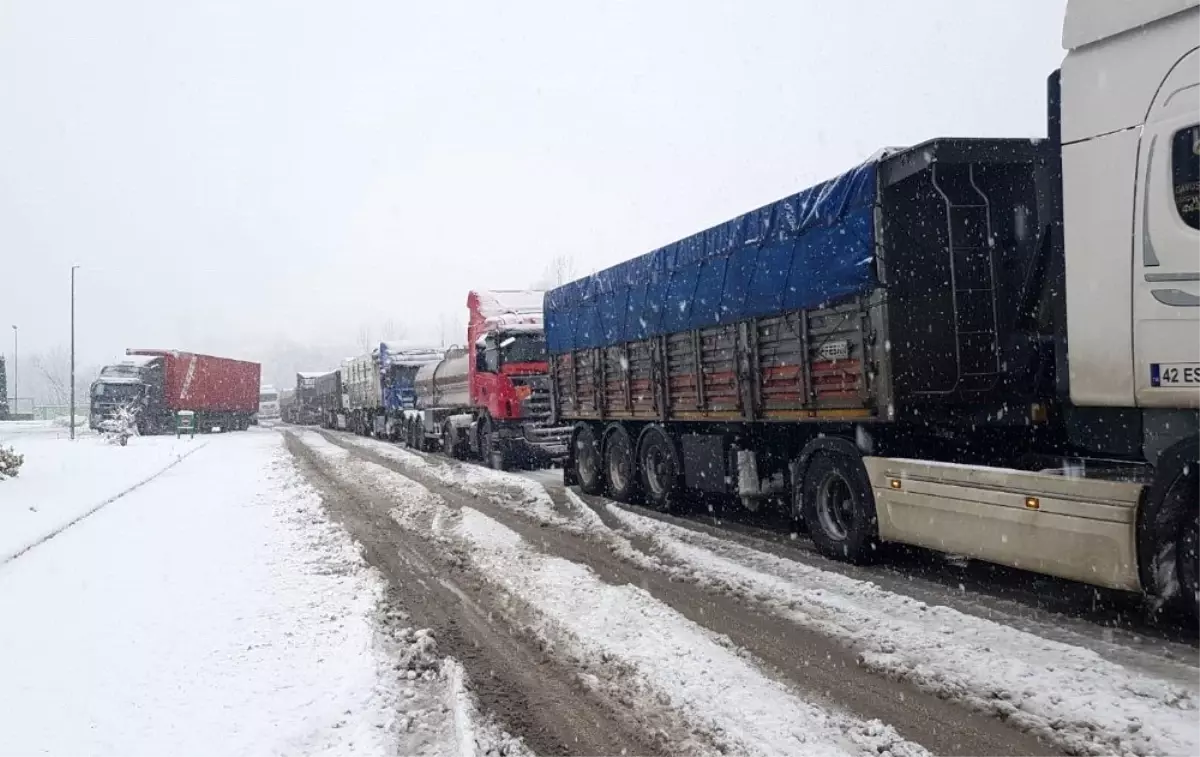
[
  {"x1": 286, "y1": 431, "x2": 680, "y2": 757},
  {"x1": 316, "y1": 430, "x2": 1053, "y2": 757}
]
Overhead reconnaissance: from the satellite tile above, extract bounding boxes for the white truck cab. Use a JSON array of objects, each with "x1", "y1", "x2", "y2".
[
  {"x1": 258, "y1": 385, "x2": 281, "y2": 421},
  {"x1": 1061, "y1": 0, "x2": 1199, "y2": 411},
  {"x1": 864, "y1": 1, "x2": 1200, "y2": 618}
]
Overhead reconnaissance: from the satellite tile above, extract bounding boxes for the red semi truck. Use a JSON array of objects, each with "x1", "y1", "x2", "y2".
[
  {"x1": 89, "y1": 349, "x2": 261, "y2": 434},
  {"x1": 404, "y1": 290, "x2": 571, "y2": 468}
]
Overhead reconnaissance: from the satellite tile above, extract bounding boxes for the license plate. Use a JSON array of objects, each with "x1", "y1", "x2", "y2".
[{"x1": 1150, "y1": 363, "x2": 1200, "y2": 387}]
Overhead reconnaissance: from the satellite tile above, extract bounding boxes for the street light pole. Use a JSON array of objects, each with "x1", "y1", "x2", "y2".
[
  {"x1": 10, "y1": 325, "x2": 16, "y2": 418},
  {"x1": 70, "y1": 265, "x2": 80, "y2": 440}
]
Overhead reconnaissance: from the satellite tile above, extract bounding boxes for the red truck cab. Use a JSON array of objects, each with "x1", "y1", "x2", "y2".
[{"x1": 465, "y1": 290, "x2": 569, "y2": 463}]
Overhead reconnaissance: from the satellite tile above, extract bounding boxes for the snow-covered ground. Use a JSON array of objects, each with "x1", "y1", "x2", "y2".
[
  {"x1": 0, "y1": 422, "x2": 200, "y2": 562},
  {"x1": 0, "y1": 428, "x2": 514, "y2": 756}
]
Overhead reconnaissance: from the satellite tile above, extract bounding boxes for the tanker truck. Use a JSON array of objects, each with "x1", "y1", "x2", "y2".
[
  {"x1": 549, "y1": 0, "x2": 1200, "y2": 616},
  {"x1": 404, "y1": 290, "x2": 571, "y2": 469}
]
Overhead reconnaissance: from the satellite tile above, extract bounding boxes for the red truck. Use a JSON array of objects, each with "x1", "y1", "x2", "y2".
[
  {"x1": 89, "y1": 349, "x2": 261, "y2": 434},
  {"x1": 404, "y1": 290, "x2": 571, "y2": 469}
]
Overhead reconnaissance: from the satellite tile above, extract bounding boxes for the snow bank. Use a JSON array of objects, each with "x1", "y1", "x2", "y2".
[
  {"x1": 606, "y1": 504, "x2": 1199, "y2": 757},
  {"x1": 0, "y1": 432, "x2": 407, "y2": 755}
]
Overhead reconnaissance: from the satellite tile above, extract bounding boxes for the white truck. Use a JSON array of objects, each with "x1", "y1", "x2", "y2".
[
  {"x1": 554, "y1": 0, "x2": 1200, "y2": 617},
  {"x1": 257, "y1": 385, "x2": 280, "y2": 423}
]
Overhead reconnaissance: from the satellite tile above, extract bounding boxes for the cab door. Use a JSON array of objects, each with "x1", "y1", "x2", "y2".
[{"x1": 1133, "y1": 47, "x2": 1200, "y2": 407}]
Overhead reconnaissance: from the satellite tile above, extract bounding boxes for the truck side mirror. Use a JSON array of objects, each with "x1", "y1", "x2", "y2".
[{"x1": 476, "y1": 343, "x2": 494, "y2": 373}]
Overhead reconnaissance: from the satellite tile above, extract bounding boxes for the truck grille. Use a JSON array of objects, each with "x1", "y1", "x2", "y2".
[
  {"x1": 523, "y1": 386, "x2": 553, "y2": 422},
  {"x1": 513, "y1": 376, "x2": 571, "y2": 452}
]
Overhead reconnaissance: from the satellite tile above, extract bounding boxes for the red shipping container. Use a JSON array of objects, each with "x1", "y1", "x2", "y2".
[{"x1": 126, "y1": 349, "x2": 260, "y2": 414}]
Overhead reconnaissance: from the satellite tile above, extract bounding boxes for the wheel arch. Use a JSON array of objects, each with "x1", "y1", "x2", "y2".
[{"x1": 791, "y1": 435, "x2": 861, "y2": 478}]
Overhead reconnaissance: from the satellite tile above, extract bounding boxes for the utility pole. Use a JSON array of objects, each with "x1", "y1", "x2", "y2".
[
  {"x1": 70, "y1": 265, "x2": 80, "y2": 440},
  {"x1": 9, "y1": 325, "x2": 16, "y2": 417}
]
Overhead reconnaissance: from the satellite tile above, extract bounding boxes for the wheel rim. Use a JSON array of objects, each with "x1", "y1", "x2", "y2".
[
  {"x1": 576, "y1": 433, "x2": 598, "y2": 483},
  {"x1": 644, "y1": 443, "x2": 670, "y2": 497},
  {"x1": 608, "y1": 435, "x2": 630, "y2": 492},
  {"x1": 817, "y1": 472, "x2": 855, "y2": 541}
]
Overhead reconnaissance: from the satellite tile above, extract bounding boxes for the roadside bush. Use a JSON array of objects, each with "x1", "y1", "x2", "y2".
[{"x1": 0, "y1": 445, "x2": 23, "y2": 480}]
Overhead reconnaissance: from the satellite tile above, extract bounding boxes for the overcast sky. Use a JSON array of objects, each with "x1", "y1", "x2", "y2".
[{"x1": 1, "y1": 0, "x2": 1066, "y2": 382}]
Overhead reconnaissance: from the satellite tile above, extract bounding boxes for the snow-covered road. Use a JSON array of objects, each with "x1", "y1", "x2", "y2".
[
  {"x1": 329, "y1": 430, "x2": 1200, "y2": 757},
  {"x1": 0, "y1": 427, "x2": 517, "y2": 757}
]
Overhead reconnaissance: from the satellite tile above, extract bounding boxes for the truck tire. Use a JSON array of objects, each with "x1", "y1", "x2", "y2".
[
  {"x1": 603, "y1": 423, "x2": 640, "y2": 503},
  {"x1": 573, "y1": 424, "x2": 603, "y2": 495},
  {"x1": 638, "y1": 426, "x2": 680, "y2": 512},
  {"x1": 801, "y1": 450, "x2": 879, "y2": 563},
  {"x1": 1171, "y1": 508, "x2": 1200, "y2": 628},
  {"x1": 1138, "y1": 446, "x2": 1199, "y2": 620},
  {"x1": 441, "y1": 422, "x2": 456, "y2": 458}
]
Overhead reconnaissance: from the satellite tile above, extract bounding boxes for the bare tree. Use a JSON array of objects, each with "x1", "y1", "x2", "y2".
[
  {"x1": 438, "y1": 313, "x2": 463, "y2": 347},
  {"x1": 533, "y1": 254, "x2": 578, "y2": 289},
  {"x1": 380, "y1": 318, "x2": 406, "y2": 342},
  {"x1": 356, "y1": 324, "x2": 373, "y2": 353},
  {"x1": 31, "y1": 347, "x2": 71, "y2": 405}
]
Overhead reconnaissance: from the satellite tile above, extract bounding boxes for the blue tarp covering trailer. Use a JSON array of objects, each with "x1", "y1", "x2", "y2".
[
  {"x1": 547, "y1": 138, "x2": 1060, "y2": 428},
  {"x1": 545, "y1": 160, "x2": 879, "y2": 354}
]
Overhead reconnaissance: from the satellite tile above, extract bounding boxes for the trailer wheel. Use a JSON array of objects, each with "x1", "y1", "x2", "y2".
[
  {"x1": 1139, "y1": 448, "x2": 1199, "y2": 620},
  {"x1": 638, "y1": 426, "x2": 680, "y2": 512},
  {"x1": 573, "y1": 424, "x2": 603, "y2": 495},
  {"x1": 801, "y1": 451, "x2": 878, "y2": 563},
  {"x1": 603, "y1": 424, "x2": 640, "y2": 503}
]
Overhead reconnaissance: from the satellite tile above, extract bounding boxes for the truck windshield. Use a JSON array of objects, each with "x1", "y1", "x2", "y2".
[
  {"x1": 500, "y1": 333, "x2": 546, "y2": 365},
  {"x1": 387, "y1": 365, "x2": 421, "y2": 384},
  {"x1": 92, "y1": 382, "x2": 143, "y2": 403},
  {"x1": 260, "y1": 392, "x2": 278, "y2": 402}
]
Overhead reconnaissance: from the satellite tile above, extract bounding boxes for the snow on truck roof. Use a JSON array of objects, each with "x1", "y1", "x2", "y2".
[
  {"x1": 296, "y1": 371, "x2": 329, "y2": 379},
  {"x1": 469, "y1": 290, "x2": 545, "y2": 317},
  {"x1": 375, "y1": 342, "x2": 443, "y2": 367},
  {"x1": 113, "y1": 354, "x2": 160, "y2": 367},
  {"x1": 125, "y1": 349, "x2": 260, "y2": 366},
  {"x1": 1063, "y1": 0, "x2": 1197, "y2": 49},
  {"x1": 469, "y1": 290, "x2": 546, "y2": 331}
]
